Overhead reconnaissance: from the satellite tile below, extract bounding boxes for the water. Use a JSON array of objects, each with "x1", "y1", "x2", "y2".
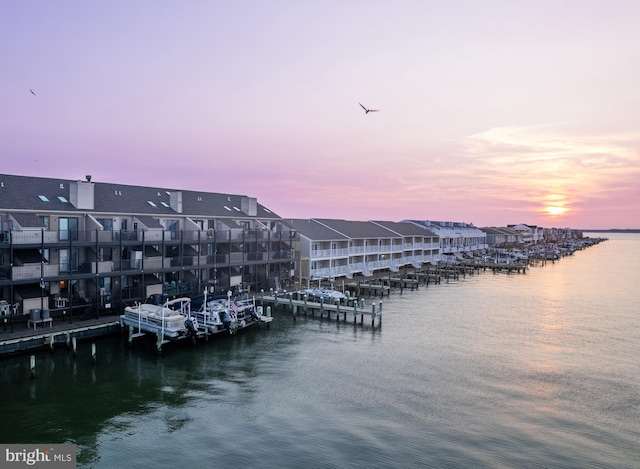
[{"x1": 1, "y1": 233, "x2": 639, "y2": 468}]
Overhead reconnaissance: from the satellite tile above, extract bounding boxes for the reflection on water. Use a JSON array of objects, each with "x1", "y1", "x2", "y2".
[{"x1": 1, "y1": 234, "x2": 639, "y2": 468}]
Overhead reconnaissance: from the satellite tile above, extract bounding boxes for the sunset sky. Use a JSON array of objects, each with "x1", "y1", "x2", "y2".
[{"x1": 2, "y1": 1, "x2": 639, "y2": 229}]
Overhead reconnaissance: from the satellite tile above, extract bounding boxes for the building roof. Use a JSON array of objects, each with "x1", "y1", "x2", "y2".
[
  {"x1": 9, "y1": 212, "x2": 46, "y2": 229},
  {"x1": 0, "y1": 174, "x2": 280, "y2": 220},
  {"x1": 406, "y1": 219, "x2": 486, "y2": 237},
  {"x1": 133, "y1": 215, "x2": 164, "y2": 229},
  {"x1": 285, "y1": 219, "x2": 349, "y2": 241},
  {"x1": 312, "y1": 219, "x2": 398, "y2": 239},
  {"x1": 371, "y1": 220, "x2": 437, "y2": 237}
]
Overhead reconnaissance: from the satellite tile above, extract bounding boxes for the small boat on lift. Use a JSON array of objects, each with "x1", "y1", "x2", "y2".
[
  {"x1": 192, "y1": 290, "x2": 272, "y2": 335},
  {"x1": 120, "y1": 297, "x2": 197, "y2": 341}
]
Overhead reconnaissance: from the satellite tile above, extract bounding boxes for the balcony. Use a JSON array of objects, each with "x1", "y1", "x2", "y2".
[
  {"x1": 9, "y1": 230, "x2": 58, "y2": 245},
  {"x1": 11, "y1": 263, "x2": 60, "y2": 281}
]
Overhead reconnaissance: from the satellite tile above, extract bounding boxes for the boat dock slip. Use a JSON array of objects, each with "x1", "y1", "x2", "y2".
[
  {"x1": 257, "y1": 290, "x2": 382, "y2": 328},
  {"x1": 0, "y1": 317, "x2": 121, "y2": 357}
]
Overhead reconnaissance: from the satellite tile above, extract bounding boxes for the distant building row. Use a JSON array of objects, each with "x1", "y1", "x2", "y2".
[{"x1": 286, "y1": 219, "x2": 582, "y2": 283}]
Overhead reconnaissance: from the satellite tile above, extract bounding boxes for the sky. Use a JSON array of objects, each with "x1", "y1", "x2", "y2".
[{"x1": 2, "y1": 1, "x2": 639, "y2": 230}]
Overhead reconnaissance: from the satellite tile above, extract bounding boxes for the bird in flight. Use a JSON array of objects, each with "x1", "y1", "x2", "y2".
[
  {"x1": 30, "y1": 89, "x2": 36, "y2": 95},
  {"x1": 359, "y1": 102, "x2": 378, "y2": 114}
]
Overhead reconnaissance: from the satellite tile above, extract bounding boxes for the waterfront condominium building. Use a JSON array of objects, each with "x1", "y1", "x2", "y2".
[
  {"x1": 0, "y1": 174, "x2": 299, "y2": 323},
  {"x1": 284, "y1": 218, "x2": 440, "y2": 284}
]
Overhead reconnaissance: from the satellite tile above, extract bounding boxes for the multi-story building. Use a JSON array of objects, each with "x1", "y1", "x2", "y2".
[
  {"x1": 406, "y1": 220, "x2": 488, "y2": 257},
  {"x1": 284, "y1": 218, "x2": 439, "y2": 284},
  {"x1": 0, "y1": 174, "x2": 299, "y2": 322},
  {"x1": 481, "y1": 227, "x2": 523, "y2": 247},
  {"x1": 507, "y1": 224, "x2": 546, "y2": 245}
]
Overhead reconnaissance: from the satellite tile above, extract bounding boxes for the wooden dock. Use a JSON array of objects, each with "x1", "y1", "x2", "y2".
[{"x1": 256, "y1": 291, "x2": 382, "y2": 328}]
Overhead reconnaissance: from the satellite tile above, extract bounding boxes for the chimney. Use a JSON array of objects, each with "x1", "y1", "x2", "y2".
[
  {"x1": 170, "y1": 191, "x2": 183, "y2": 213},
  {"x1": 241, "y1": 196, "x2": 257, "y2": 216},
  {"x1": 70, "y1": 179, "x2": 95, "y2": 210}
]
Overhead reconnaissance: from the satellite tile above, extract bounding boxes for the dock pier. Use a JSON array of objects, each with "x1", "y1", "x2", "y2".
[{"x1": 258, "y1": 290, "x2": 382, "y2": 328}]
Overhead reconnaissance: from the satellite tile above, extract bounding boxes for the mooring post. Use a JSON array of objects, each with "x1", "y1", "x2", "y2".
[
  {"x1": 371, "y1": 302, "x2": 376, "y2": 327},
  {"x1": 91, "y1": 343, "x2": 97, "y2": 364},
  {"x1": 72, "y1": 336, "x2": 77, "y2": 357},
  {"x1": 30, "y1": 355, "x2": 36, "y2": 378},
  {"x1": 156, "y1": 332, "x2": 163, "y2": 353},
  {"x1": 65, "y1": 331, "x2": 71, "y2": 348},
  {"x1": 48, "y1": 334, "x2": 55, "y2": 352}
]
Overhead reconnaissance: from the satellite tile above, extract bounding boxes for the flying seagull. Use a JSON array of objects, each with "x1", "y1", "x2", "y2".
[
  {"x1": 359, "y1": 102, "x2": 378, "y2": 114},
  {"x1": 30, "y1": 89, "x2": 36, "y2": 95}
]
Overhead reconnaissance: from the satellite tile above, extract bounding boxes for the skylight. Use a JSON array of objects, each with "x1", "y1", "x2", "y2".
[
  {"x1": 233, "y1": 206, "x2": 241, "y2": 212},
  {"x1": 147, "y1": 201, "x2": 157, "y2": 207},
  {"x1": 160, "y1": 202, "x2": 169, "y2": 208},
  {"x1": 38, "y1": 195, "x2": 49, "y2": 202},
  {"x1": 57, "y1": 196, "x2": 69, "y2": 203},
  {"x1": 223, "y1": 205, "x2": 232, "y2": 211}
]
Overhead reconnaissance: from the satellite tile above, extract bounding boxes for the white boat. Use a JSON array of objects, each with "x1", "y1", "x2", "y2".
[
  {"x1": 303, "y1": 288, "x2": 347, "y2": 302},
  {"x1": 192, "y1": 290, "x2": 271, "y2": 335},
  {"x1": 120, "y1": 297, "x2": 196, "y2": 341}
]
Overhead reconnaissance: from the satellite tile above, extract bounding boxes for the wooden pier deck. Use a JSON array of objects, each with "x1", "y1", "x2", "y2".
[
  {"x1": 0, "y1": 315, "x2": 122, "y2": 358},
  {"x1": 257, "y1": 292, "x2": 382, "y2": 328}
]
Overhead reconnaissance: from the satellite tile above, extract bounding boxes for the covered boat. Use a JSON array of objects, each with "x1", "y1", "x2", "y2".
[{"x1": 120, "y1": 297, "x2": 196, "y2": 341}]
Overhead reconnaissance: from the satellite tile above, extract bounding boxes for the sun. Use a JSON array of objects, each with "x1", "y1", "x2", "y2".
[{"x1": 545, "y1": 205, "x2": 567, "y2": 216}]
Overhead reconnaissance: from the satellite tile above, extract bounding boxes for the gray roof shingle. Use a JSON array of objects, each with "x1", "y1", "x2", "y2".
[{"x1": 0, "y1": 174, "x2": 281, "y2": 220}]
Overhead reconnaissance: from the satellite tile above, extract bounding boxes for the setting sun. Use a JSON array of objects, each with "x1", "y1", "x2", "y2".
[{"x1": 546, "y1": 206, "x2": 568, "y2": 216}]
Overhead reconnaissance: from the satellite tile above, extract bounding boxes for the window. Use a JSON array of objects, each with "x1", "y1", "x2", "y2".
[
  {"x1": 38, "y1": 195, "x2": 49, "y2": 202},
  {"x1": 165, "y1": 220, "x2": 179, "y2": 240},
  {"x1": 98, "y1": 277, "x2": 112, "y2": 295},
  {"x1": 97, "y1": 218, "x2": 113, "y2": 231},
  {"x1": 41, "y1": 216, "x2": 49, "y2": 228},
  {"x1": 100, "y1": 248, "x2": 113, "y2": 261},
  {"x1": 59, "y1": 217, "x2": 78, "y2": 241},
  {"x1": 60, "y1": 249, "x2": 78, "y2": 272}
]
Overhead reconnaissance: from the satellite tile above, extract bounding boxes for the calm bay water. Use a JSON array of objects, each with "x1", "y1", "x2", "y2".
[{"x1": 1, "y1": 233, "x2": 639, "y2": 468}]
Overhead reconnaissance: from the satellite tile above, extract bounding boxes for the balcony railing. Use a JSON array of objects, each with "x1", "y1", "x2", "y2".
[{"x1": 11, "y1": 263, "x2": 60, "y2": 280}]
